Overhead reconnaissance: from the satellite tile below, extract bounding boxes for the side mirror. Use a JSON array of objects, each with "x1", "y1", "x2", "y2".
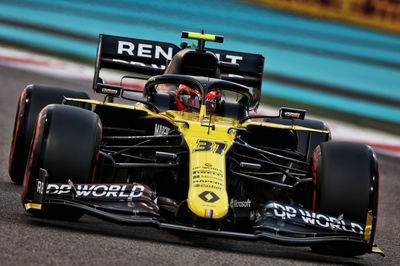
[{"x1": 279, "y1": 107, "x2": 306, "y2": 120}]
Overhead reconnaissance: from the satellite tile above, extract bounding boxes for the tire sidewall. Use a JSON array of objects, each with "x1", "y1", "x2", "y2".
[
  {"x1": 9, "y1": 85, "x2": 91, "y2": 184},
  {"x1": 22, "y1": 104, "x2": 101, "y2": 202}
]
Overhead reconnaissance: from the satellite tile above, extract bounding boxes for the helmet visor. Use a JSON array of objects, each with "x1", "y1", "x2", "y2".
[{"x1": 179, "y1": 94, "x2": 201, "y2": 109}]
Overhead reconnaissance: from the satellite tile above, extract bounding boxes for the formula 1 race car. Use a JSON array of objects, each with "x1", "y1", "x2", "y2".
[{"x1": 9, "y1": 31, "x2": 382, "y2": 257}]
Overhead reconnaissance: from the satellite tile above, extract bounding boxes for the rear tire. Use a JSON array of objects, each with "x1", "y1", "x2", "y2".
[
  {"x1": 22, "y1": 104, "x2": 102, "y2": 221},
  {"x1": 9, "y1": 85, "x2": 90, "y2": 184},
  {"x1": 310, "y1": 141, "x2": 379, "y2": 256}
]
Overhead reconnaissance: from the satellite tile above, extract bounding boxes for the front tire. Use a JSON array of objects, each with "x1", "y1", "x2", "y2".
[
  {"x1": 310, "y1": 141, "x2": 379, "y2": 256},
  {"x1": 22, "y1": 104, "x2": 102, "y2": 221},
  {"x1": 9, "y1": 85, "x2": 90, "y2": 184}
]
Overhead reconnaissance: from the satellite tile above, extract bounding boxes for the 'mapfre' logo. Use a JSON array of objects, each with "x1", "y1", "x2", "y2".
[{"x1": 198, "y1": 191, "x2": 220, "y2": 203}]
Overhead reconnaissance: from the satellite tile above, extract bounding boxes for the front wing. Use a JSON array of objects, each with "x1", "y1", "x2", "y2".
[{"x1": 25, "y1": 168, "x2": 383, "y2": 255}]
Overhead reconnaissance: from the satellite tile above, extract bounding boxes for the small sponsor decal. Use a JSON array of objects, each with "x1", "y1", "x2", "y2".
[
  {"x1": 36, "y1": 179, "x2": 44, "y2": 195},
  {"x1": 198, "y1": 191, "x2": 220, "y2": 203},
  {"x1": 101, "y1": 88, "x2": 119, "y2": 95},
  {"x1": 33, "y1": 169, "x2": 47, "y2": 203},
  {"x1": 230, "y1": 199, "x2": 259, "y2": 221},
  {"x1": 205, "y1": 209, "x2": 214, "y2": 218},
  {"x1": 112, "y1": 59, "x2": 166, "y2": 70},
  {"x1": 154, "y1": 124, "x2": 170, "y2": 136},
  {"x1": 284, "y1": 112, "x2": 301, "y2": 118},
  {"x1": 280, "y1": 108, "x2": 305, "y2": 119},
  {"x1": 192, "y1": 170, "x2": 223, "y2": 177},
  {"x1": 191, "y1": 164, "x2": 224, "y2": 191},
  {"x1": 230, "y1": 199, "x2": 252, "y2": 208}
]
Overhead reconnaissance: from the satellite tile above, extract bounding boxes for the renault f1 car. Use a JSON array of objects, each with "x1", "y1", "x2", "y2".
[{"x1": 9, "y1": 31, "x2": 382, "y2": 257}]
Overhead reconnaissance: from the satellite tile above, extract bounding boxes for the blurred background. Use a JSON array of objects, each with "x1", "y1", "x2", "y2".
[
  {"x1": 0, "y1": 0, "x2": 399, "y2": 134},
  {"x1": 1, "y1": 3, "x2": 399, "y2": 264}
]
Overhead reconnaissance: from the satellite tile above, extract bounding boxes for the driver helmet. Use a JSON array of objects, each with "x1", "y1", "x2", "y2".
[{"x1": 176, "y1": 85, "x2": 221, "y2": 111}]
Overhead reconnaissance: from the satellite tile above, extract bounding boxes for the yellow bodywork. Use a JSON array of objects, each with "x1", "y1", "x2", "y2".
[
  {"x1": 363, "y1": 211, "x2": 374, "y2": 242},
  {"x1": 167, "y1": 110, "x2": 239, "y2": 219},
  {"x1": 65, "y1": 97, "x2": 330, "y2": 219},
  {"x1": 24, "y1": 203, "x2": 42, "y2": 210}
]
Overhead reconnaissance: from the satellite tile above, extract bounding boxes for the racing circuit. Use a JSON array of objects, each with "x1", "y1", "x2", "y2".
[
  {"x1": 0, "y1": 51, "x2": 399, "y2": 266},
  {"x1": 0, "y1": 0, "x2": 399, "y2": 265}
]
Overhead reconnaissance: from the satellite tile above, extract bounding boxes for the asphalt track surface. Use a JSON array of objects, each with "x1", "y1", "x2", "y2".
[{"x1": 0, "y1": 65, "x2": 399, "y2": 265}]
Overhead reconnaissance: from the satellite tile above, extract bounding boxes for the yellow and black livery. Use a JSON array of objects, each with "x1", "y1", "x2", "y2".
[{"x1": 14, "y1": 31, "x2": 382, "y2": 257}]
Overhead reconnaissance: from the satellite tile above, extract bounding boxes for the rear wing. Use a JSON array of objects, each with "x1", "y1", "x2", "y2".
[
  {"x1": 93, "y1": 34, "x2": 264, "y2": 109},
  {"x1": 92, "y1": 34, "x2": 180, "y2": 95}
]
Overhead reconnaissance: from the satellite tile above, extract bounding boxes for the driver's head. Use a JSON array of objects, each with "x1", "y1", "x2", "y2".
[
  {"x1": 176, "y1": 85, "x2": 221, "y2": 111},
  {"x1": 176, "y1": 85, "x2": 201, "y2": 111},
  {"x1": 205, "y1": 90, "x2": 221, "y2": 112}
]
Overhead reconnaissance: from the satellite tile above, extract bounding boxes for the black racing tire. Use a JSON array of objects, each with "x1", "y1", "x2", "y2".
[
  {"x1": 310, "y1": 141, "x2": 379, "y2": 256},
  {"x1": 22, "y1": 104, "x2": 102, "y2": 221},
  {"x1": 9, "y1": 85, "x2": 90, "y2": 184}
]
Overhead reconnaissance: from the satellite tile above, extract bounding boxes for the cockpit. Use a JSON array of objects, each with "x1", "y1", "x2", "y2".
[{"x1": 143, "y1": 74, "x2": 252, "y2": 120}]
